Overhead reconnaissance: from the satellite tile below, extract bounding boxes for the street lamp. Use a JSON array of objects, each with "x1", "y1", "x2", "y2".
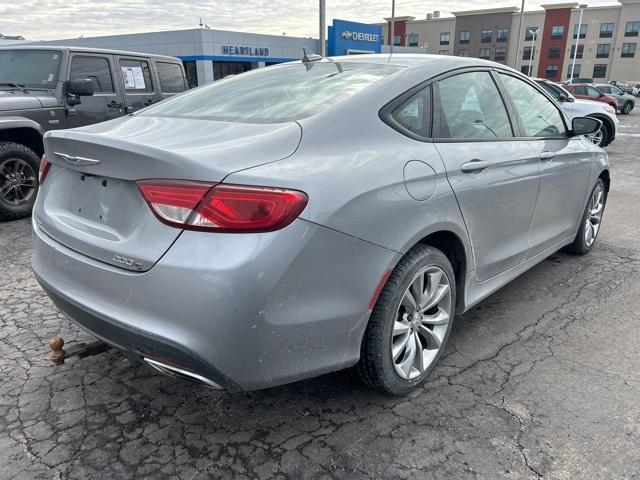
[
  {"x1": 319, "y1": 0, "x2": 326, "y2": 56},
  {"x1": 569, "y1": 4, "x2": 588, "y2": 82},
  {"x1": 527, "y1": 27, "x2": 539, "y2": 77},
  {"x1": 390, "y1": 0, "x2": 396, "y2": 55}
]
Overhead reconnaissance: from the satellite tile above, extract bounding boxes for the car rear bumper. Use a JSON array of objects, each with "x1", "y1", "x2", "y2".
[{"x1": 32, "y1": 217, "x2": 398, "y2": 391}]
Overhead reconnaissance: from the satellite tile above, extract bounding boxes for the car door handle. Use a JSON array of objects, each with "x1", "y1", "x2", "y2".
[
  {"x1": 539, "y1": 151, "x2": 556, "y2": 161},
  {"x1": 461, "y1": 160, "x2": 490, "y2": 173},
  {"x1": 107, "y1": 100, "x2": 122, "y2": 109}
]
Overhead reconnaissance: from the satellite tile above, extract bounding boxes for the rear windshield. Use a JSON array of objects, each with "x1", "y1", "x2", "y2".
[
  {"x1": 141, "y1": 62, "x2": 403, "y2": 123},
  {"x1": 0, "y1": 50, "x2": 62, "y2": 89}
]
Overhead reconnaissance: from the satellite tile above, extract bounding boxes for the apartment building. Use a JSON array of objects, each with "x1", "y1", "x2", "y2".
[{"x1": 382, "y1": 0, "x2": 640, "y2": 82}]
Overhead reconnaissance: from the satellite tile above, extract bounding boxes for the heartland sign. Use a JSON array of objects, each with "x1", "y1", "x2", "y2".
[
  {"x1": 222, "y1": 45, "x2": 270, "y2": 56},
  {"x1": 340, "y1": 31, "x2": 380, "y2": 43}
]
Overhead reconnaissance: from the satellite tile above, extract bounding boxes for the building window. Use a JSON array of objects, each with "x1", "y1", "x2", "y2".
[
  {"x1": 497, "y1": 28, "x2": 509, "y2": 42},
  {"x1": 567, "y1": 63, "x2": 581, "y2": 78},
  {"x1": 183, "y1": 61, "x2": 197, "y2": 88},
  {"x1": 548, "y1": 45, "x2": 561, "y2": 59},
  {"x1": 551, "y1": 25, "x2": 564, "y2": 39},
  {"x1": 570, "y1": 44, "x2": 584, "y2": 59},
  {"x1": 438, "y1": 49, "x2": 449, "y2": 55},
  {"x1": 521, "y1": 65, "x2": 531, "y2": 75},
  {"x1": 573, "y1": 23, "x2": 587, "y2": 39},
  {"x1": 480, "y1": 30, "x2": 492, "y2": 43},
  {"x1": 393, "y1": 35, "x2": 402, "y2": 46},
  {"x1": 459, "y1": 31, "x2": 470, "y2": 44},
  {"x1": 494, "y1": 47, "x2": 507, "y2": 61},
  {"x1": 457, "y1": 48, "x2": 469, "y2": 57},
  {"x1": 525, "y1": 27, "x2": 538, "y2": 41},
  {"x1": 596, "y1": 44, "x2": 610, "y2": 58},
  {"x1": 407, "y1": 33, "x2": 419, "y2": 47},
  {"x1": 593, "y1": 64, "x2": 607, "y2": 78},
  {"x1": 625, "y1": 21, "x2": 640, "y2": 37},
  {"x1": 212, "y1": 61, "x2": 253, "y2": 81},
  {"x1": 621, "y1": 43, "x2": 637, "y2": 58},
  {"x1": 600, "y1": 23, "x2": 614, "y2": 38},
  {"x1": 440, "y1": 32, "x2": 450, "y2": 45},
  {"x1": 479, "y1": 48, "x2": 491, "y2": 59},
  {"x1": 523, "y1": 46, "x2": 535, "y2": 60},
  {"x1": 545, "y1": 65, "x2": 558, "y2": 79}
]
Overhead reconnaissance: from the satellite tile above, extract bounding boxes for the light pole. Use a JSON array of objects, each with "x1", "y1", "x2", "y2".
[
  {"x1": 527, "y1": 28, "x2": 538, "y2": 76},
  {"x1": 569, "y1": 4, "x2": 588, "y2": 82},
  {"x1": 319, "y1": 0, "x2": 326, "y2": 56},
  {"x1": 515, "y1": 0, "x2": 526, "y2": 69},
  {"x1": 389, "y1": 0, "x2": 396, "y2": 55}
]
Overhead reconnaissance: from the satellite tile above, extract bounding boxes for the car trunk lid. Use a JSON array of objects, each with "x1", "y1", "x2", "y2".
[{"x1": 34, "y1": 115, "x2": 301, "y2": 271}]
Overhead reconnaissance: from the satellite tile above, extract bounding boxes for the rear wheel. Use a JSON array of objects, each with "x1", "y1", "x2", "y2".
[
  {"x1": 0, "y1": 142, "x2": 40, "y2": 221},
  {"x1": 622, "y1": 102, "x2": 633, "y2": 114},
  {"x1": 356, "y1": 245, "x2": 456, "y2": 395},
  {"x1": 564, "y1": 179, "x2": 606, "y2": 255}
]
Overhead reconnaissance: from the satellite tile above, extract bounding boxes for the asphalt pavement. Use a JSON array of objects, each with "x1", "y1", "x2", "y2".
[{"x1": 1, "y1": 113, "x2": 640, "y2": 479}]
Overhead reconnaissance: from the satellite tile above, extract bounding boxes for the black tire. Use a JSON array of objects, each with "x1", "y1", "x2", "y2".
[
  {"x1": 0, "y1": 142, "x2": 40, "y2": 221},
  {"x1": 355, "y1": 245, "x2": 456, "y2": 395},
  {"x1": 597, "y1": 121, "x2": 612, "y2": 148},
  {"x1": 622, "y1": 102, "x2": 633, "y2": 114},
  {"x1": 564, "y1": 179, "x2": 606, "y2": 255}
]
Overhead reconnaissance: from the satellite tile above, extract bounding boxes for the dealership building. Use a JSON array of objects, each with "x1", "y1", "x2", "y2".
[
  {"x1": 24, "y1": 19, "x2": 400, "y2": 87},
  {"x1": 381, "y1": 0, "x2": 640, "y2": 82}
]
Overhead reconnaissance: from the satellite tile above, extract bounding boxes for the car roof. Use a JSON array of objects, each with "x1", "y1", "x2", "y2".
[
  {"x1": 0, "y1": 44, "x2": 181, "y2": 62},
  {"x1": 301, "y1": 53, "x2": 519, "y2": 78}
]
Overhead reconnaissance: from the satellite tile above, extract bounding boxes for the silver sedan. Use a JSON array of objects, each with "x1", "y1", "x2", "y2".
[{"x1": 32, "y1": 54, "x2": 609, "y2": 395}]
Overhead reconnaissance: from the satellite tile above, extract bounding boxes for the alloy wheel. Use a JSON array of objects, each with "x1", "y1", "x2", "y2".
[
  {"x1": 0, "y1": 158, "x2": 37, "y2": 206},
  {"x1": 623, "y1": 102, "x2": 632, "y2": 114},
  {"x1": 584, "y1": 183, "x2": 605, "y2": 247},
  {"x1": 586, "y1": 128, "x2": 604, "y2": 146},
  {"x1": 391, "y1": 266, "x2": 452, "y2": 380}
]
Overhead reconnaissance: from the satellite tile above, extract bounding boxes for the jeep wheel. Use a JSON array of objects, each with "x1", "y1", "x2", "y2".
[{"x1": 0, "y1": 142, "x2": 40, "y2": 221}]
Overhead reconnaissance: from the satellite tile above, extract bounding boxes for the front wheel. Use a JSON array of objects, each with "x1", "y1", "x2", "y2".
[
  {"x1": 564, "y1": 179, "x2": 606, "y2": 255},
  {"x1": 622, "y1": 102, "x2": 633, "y2": 114},
  {"x1": 0, "y1": 142, "x2": 40, "y2": 221},
  {"x1": 356, "y1": 245, "x2": 456, "y2": 395},
  {"x1": 586, "y1": 121, "x2": 610, "y2": 148}
]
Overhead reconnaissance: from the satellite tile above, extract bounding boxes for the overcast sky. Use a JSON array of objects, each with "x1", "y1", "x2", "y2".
[{"x1": 1, "y1": 0, "x2": 619, "y2": 41}]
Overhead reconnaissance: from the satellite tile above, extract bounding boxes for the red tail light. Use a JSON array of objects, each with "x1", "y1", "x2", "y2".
[
  {"x1": 137, "y1": 180, "x2": 308, "y2": 233},
  {"x1": 39, "y1": 154, "x2": 51, "y2": 184}
]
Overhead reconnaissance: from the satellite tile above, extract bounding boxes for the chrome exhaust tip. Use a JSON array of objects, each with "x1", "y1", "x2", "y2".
[{"x1": 143, "y1": 357, "x2": 223, "y2": 390}]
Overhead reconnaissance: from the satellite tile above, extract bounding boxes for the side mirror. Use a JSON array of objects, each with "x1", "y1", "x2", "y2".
[
  {"x1": 68, "y1": 78, "x2": 94, "y2": 96},
  {"x1": 558, "y1": 94, "x2": 567, "y2": 102},
  {"x1": 572, "y1": 117, "x2": 602, "y2": 137}
]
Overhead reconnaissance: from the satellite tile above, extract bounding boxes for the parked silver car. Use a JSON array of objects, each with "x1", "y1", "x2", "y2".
[
  {"x1": 595, "y1": 83, "x2": 636, "y2": 114},
  {"x1": 32, "y1": 55, "x2": 609, "y2": 395}
]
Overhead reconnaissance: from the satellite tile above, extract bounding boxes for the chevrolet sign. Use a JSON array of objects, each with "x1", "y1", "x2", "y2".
[{"x1": 340, "y1": 31, "x2": 380, "y2": 43}]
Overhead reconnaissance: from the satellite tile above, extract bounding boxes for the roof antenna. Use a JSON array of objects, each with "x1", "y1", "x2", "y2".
[{"x1": 302, "y1": 47, "x2": 322, "y2": 63}]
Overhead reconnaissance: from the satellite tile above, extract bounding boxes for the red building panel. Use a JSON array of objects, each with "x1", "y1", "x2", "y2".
[{"x1": 537, "y1": 8, "x2": 572, "y2": 81}]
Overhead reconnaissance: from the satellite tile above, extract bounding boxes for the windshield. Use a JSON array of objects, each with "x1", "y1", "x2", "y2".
[
  {"x1": 0, "y1": 50, "x2": 62, "y2": 89},
  {"x1": 141, "y1": 62, "x2": 403, "y2": 123}
]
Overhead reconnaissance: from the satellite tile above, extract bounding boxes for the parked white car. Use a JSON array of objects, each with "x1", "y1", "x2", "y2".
[{"x1": 533, "y1": 78, "x2": 618, "y2": 148}]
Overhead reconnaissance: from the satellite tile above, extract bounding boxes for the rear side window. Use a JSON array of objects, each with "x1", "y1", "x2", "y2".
[
  {"x1": 141, "y1": 62, "x2": 403, "y2": 123},
  {"x1": 119, "y1": 59, "x2": 153, "y2": 92},
  {"x1": 435, "y1": 71, "x2": 513, "y2": 139},
  {"x1": 156, "y1": 62, "x2": 187, "y2": 93},
  {"x1": 499, "y1": 74, "x2": 567, "y2": 138},
  {"x1": 387, "y1": 86, "x2": 432, "y2": 139},
  {"x1": 70, "y1": 56, "x2": 114, "y2": 93}
]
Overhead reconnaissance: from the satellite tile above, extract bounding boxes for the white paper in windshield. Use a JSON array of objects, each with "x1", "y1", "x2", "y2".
[{"x1": 121, "y1": 66, "x2": 146, "y2": 89}]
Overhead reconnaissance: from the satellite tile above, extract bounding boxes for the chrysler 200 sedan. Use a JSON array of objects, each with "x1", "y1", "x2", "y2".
[{"x1": 32, "y1": 55, "x2": 609, "y2": 395}]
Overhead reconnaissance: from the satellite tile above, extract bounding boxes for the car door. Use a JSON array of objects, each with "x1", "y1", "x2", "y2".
[
  {"x1": 496, "y1": 72, "x2": 592, "y2": 255},
  {"x1": 570, "y1": 85, "x2": 589, "y2": 101},
  {"x1": 433, "y1": 69, "x2": 541, "y2": 282},
  {"x1": 116, "y1": 56, "x2": 158, "y2": 113},
  {"x1": 154, "y1": 61, "x2": 188, "y2": 101},
  {"x1": 66, "y1": 53, "x2": 124, "y2": 128}
]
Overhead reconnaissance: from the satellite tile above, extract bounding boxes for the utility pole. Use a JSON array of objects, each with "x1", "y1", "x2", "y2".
[
  {"x1": 389, "y1": 0, "x2": 396, "y2": 55},
  {"x1": 319, "y1": 0, "x2": 326, "y2": 56},
  {"x1": 570, "y1": 4, "x2": 587, "y2": 82},
  {"x1": 527, "y1": 28, "x2": 538, "y2": 76},
  {"x1": 515, "y1": 0, "x2": 525, "y2": 69}
]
